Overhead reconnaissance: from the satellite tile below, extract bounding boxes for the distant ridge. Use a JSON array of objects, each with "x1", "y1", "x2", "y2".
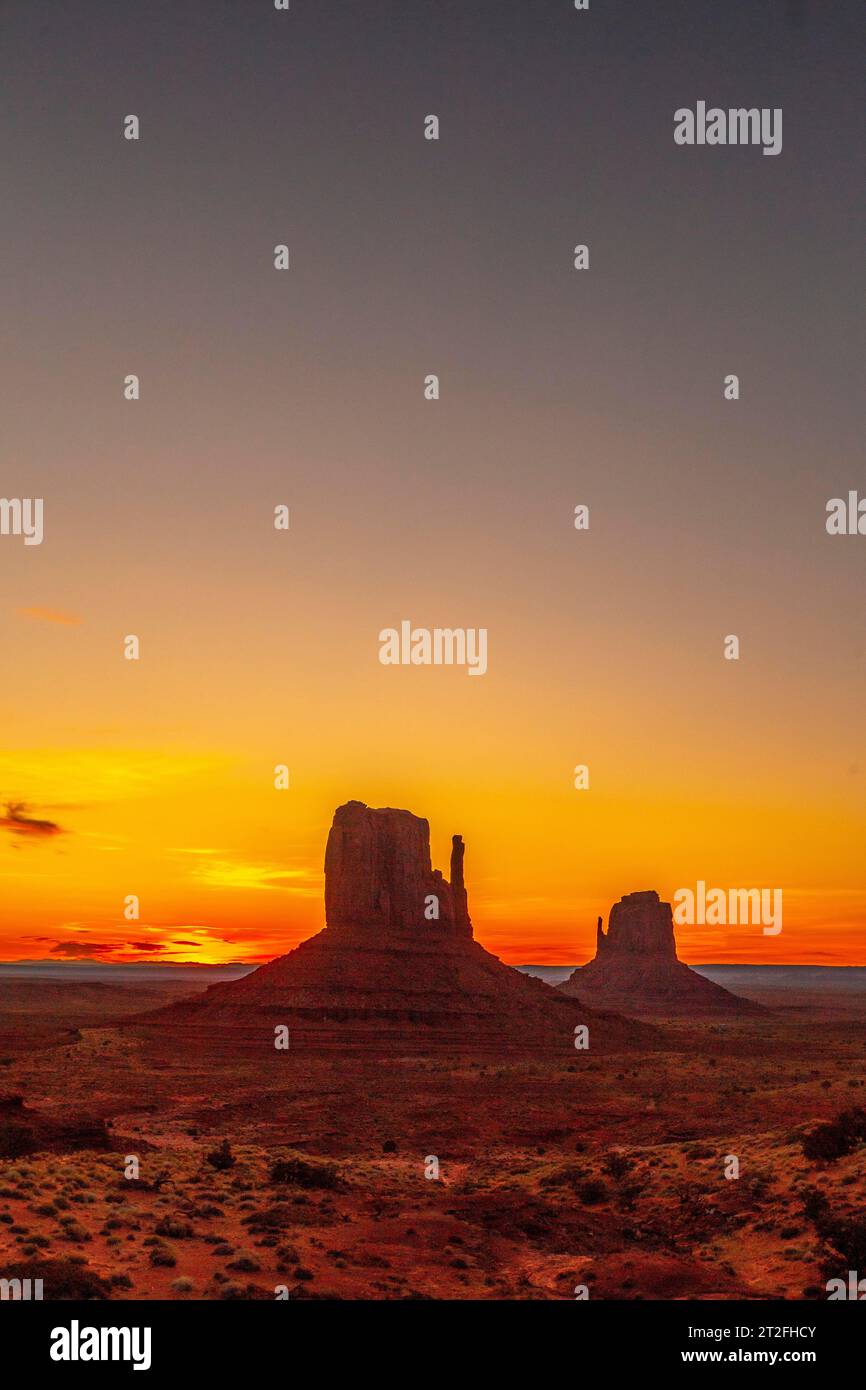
[{"x1": 0, "y1": 961, "x2": 255, "y2": 982}]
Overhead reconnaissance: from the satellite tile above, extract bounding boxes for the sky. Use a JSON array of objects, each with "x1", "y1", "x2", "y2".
[{"x1": 1, "y1": 0, "x2": 864, "y2": 967}]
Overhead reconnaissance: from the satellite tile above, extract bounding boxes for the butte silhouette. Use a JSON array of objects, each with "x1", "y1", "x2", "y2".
[
  {"x1": 148, "y1": 801, "x2": 653, "y2": 1050},
  {"x1": 558, "y1": 890, "x2": 763, "y2": 1017}
]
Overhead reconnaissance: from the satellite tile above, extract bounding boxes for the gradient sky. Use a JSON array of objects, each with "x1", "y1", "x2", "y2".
[{"x1": 1, "y1": 0, "x2": 864, "y2": 966}]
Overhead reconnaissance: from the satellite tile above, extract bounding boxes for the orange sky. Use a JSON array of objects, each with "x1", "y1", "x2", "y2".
[
  {"x1": 2, "y1": 396, "x2": 864, "y2": 967},
  {"x1": 3, "y1": 0, "x2": 863, "y2": 969},
  {"x1": 2, "y1": 559, "x2": 865, "y2": 967}
]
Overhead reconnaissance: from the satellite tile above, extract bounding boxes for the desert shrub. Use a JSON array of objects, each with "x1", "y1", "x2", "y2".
[
  {"x1": 58, "y1": 1223, "x2": 90, "y2": 1243},
  {"x1": 745, "y1": 1174, "x2": 772, "y2": 1202},
  {"x1": 837, "y1": 1108, "x2": 866, "y2": 1141},
  {"x1": 540, "y1": 1163, "x2": 582, "y2": 1189},
  {"x1": 602, "y1": 1151, "x2": 634, "y2": 1181},
  {"x1": 802, "y1": 1124, "x2": 848, "y2": 1162},
  {"x1": 227, "y1": 1252, "x2": 260, "y2": 1272},
  {"x1": 149, "y1": 1245, "x2": 177, "y2": 1267},
  {"x1": 1, "y1": 1258, "x2": 109, "y2": 1299},
  {"x1": 242, "y1": 1203, "x2": 293, "y2": 1232},
  {"x1": 802, "y1": 1107, "x2": 866, "y2": 1162},
  {"x1": 686, "y1": 1143, "x2": 713, "y2": 1159},
  {"x1": 575, "y1": 1180, "x2": 609, "y2": 1206},
  {"x1": 802, "y1": 1184, "x2": 866, "y2": 1271},
  {"x1": 819, "y1": 1215, "x2": 866, "y2": 1270},
  {"x1": 154, "y1": 1216, "x2": 193, "y2": 1239},
  {"x1": 804, "y1": 1127, "x2": 847, "y2": 1162},
  {"x1": 616, "y1": 1181, "x2": 646, "y2": 1212},
  {"x1": 269, "y1": 1157, "x2": 339, "y2": 1190},
  {"x1": 206, "y1": 1140, "x2": 235, "y2": 1171},
  {"x1": 171, "y1": 1277, "x2": 194, "y2": 1293}
]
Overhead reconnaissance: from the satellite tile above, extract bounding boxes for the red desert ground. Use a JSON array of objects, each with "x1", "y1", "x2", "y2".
[{"x1": 1, "y1": 800, "x2": 864, "y2": 1301}]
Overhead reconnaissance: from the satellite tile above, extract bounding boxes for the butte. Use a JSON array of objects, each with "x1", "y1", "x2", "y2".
[
  {"x1": 558, "y1": 890, "x2": 764, "y2": 1018},
  {"x1": 145, "y1": 801, "x2": 654, "y2": 1051}
]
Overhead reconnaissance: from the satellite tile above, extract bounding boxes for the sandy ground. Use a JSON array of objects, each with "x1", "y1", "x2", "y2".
[{"x1": 1, "y1": 980, "x2": 864, "y2": 1299}]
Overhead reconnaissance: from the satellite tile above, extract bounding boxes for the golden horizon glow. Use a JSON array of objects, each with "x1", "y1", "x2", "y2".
[{"x1": 2, "y1": 734, "x2": 865, "y2": 967}]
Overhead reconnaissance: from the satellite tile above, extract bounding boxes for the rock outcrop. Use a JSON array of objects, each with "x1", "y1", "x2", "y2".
[
  {"x1": 324, "y1": 801, "x2": 471, "y2": 937},
  {"x1": 146, "y1": 802, "x2": 654, "y2": 1051},
  {"x1": 559, "y1": 891, "x2": 762, "y2": 1017}
]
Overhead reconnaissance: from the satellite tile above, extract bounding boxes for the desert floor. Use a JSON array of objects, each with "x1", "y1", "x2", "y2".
[{"x1": 1, "y1": 978, "x2": 864, "y2": 1299}]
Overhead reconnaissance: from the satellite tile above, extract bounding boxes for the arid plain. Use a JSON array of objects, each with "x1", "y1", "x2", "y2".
[{"x1": 2, "y1": 960, "x2": 865, "y2": 1301}]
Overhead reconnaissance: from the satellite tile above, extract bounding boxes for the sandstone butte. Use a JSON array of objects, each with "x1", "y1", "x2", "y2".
[
  {"x1": 558, "y1": 890, "x2": 763, "y2": 1017},
  {"x1": 146, "y1": 801, "x2": 654, "y2": 1051}
]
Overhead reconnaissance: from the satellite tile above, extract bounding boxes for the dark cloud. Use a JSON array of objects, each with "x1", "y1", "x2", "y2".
[
  {"x1": 129, "y1": 942, "x2": 164, "y2": 952},
  {"x1": 0, "y1": 802, "x2": 64, "y2": 839},
  {"x1": 50, "y1": 941, "x2": 117, "y2": 958}
]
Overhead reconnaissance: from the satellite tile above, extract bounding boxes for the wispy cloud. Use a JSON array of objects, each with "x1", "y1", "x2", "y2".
[
  {"x1": 50, "y1": 941, "x2": 116, "y2": 957},
  {"x1": 17, "y1": 606, "x2": 82, "y2": 627},
  {"x1": 190, "y1": 857, "x2": 321, "y2": 895},
  {"x1": 0, "y1": 802, "x2": 65, "y2": 839}
]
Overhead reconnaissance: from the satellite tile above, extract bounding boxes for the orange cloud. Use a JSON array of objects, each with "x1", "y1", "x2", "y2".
[
  {"x1": 17, "y1": 607, "x2": 82, "y2": 627},
  {"x1": 49, "y1": 941, "x2": 117, "y2": 957}
]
